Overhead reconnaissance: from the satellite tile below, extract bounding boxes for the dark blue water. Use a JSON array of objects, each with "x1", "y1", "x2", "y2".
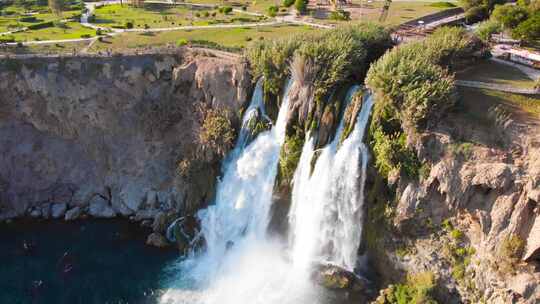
[{"x1": 0, "y1": 219, "x2": 179, "y2": 304}]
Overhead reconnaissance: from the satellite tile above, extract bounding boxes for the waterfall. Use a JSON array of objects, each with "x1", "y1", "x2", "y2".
[
  {"x1": 289, "y1": 88, "x2": 374, "y2": 272},
  {"x1": 161, "y1": 79, "x2": 302, "y2": 304},
  {"x1": 161, "y1": 81, "x2": 375, "y2": 304}
]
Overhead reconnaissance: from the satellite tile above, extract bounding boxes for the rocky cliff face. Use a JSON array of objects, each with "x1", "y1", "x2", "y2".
[
  {"x1": 0, "y1": 50, "x2": 251, "y2": 223},
  {"x1": 367, "y1": 93, "x2": 540, "y2": 303}
]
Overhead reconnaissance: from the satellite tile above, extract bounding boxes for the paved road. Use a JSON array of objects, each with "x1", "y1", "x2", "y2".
[
  {"x1": 490, "y1": 57, "x2": 540, "y2": 81},
  {"x1": 456, "y1": 80, "x2": 540, "y2": 95}
]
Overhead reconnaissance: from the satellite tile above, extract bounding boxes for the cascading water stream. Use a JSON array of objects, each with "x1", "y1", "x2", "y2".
[
  {"x1": 161, "y1": 80, "x2": 374, "y2": 304},
  {"x1": 289, "y1": 88, "x2": 374, "y2": 273},
  {"x1": 161, "y1": 79, "x2": 304, "y2": 304}
]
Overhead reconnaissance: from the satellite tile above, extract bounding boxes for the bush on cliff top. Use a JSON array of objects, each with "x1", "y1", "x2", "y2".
[
  {"x1": 245, "y1": 23, "x2": 392, "y2": 103},
  {"x1": 366, "y1": 27, "x2": 480, "y2": 180}
]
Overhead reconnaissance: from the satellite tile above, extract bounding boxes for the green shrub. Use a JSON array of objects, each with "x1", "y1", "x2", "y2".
[
  {"x1": 500, "y1": 235, "x2": 525, "y2": 261},
  {"x1": 365, "y1": 27, "x2": 481, "y2": 180},
  {"x1": 295, "y1": 0, "x2": 307, "y2": 14},
  {"x1": 176, "y1": 38, "x2": 188, "y2": 46},
  {"x1": 0, "y1": 36, "x2": 15, "y2": 43},
  {"x1": 125, "y1": 21, "x2": 134, "y2": 29},
  {"x1": 451, "y1": 263, "x2": 466, "y2": 281},
  {"x1": 491, "y1": 4, "x2": 529, "y2": 29},
  {"x1": 329, "y1": 9, "x2": 351, "y2": 21},
  {"x1": 451, "y1": 142, "x2": 474, "y2": 159},
  {"x1": 512, "y1": 12, "x2": 540, "y2": 42},
  {"x1": 430, "y1": 1, "x2": 457, "y2": 8},
  {"x1": 27, "y1": 20, "x2": 54, "y2": 30},
  {"x1": 464, "y1": 5, "x2": 488, "y2": 24},
  {"x1": 283, "y1": 0, "x2": 295, "y2": 7},
  {"x1": 219, "y1": 6, "x2": 233, "y2": 14},
  {"x1": 380, "y1": 272, "x2": 438, "y2": 304},
  {"x1": 19, "y1": 16, "x2": 37, "y2": 22},
  {"x1": 474, "y1": 19, "x2": 502, "y2": 42},
  {"x1": 450, "y1": 228, "x2": 463, "y2": 240},
  {"x1": 279, "y1": 134, "x2": 304, "y2": 185},
  {"x1": 199, "y1": 107, "x2": 235, "y2": 157},
  {"x1": 267, "y1": 5, "x2": 278, "y2": 17}
]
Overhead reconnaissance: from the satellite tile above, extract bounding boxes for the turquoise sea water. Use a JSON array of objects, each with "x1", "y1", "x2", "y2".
[{"x1": 0, "y1": 219, "x2": 179, "y2": 304}]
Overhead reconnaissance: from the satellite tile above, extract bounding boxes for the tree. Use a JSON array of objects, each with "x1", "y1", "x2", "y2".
[
  {"x1": 512, "y1": 12, "x2": 540, "y2": 42},
  {"x1": 295, "y1": 0, "x2": 307, "y2": 14},
  {"x1": 491, "y1": 4, "x2": 529, "y2": 29},
  {"x1": 267, "y1": 5, "x2": 278, "y2": 17},
  {"x1": 464, "y1": 5, "x2": 488, "y2": 24},
  {"x1": 48, "y1": 0, "x2": 63, "y2": 16}
]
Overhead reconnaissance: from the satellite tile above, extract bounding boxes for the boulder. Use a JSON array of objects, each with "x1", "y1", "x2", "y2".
[
  {"x1": 29, "y1": 208, "x2": 42, "y2": 218},
  {"x1": 146, "y1": 232, "x2": 169, "y2": 248},
  {"x1": 523, "y1": 213, "x2": 540, "y2": 262},
  {"x1": 470, "y1": 163, "x2": 515, "y2": 190},
  {"x1": 117, "y1": 185, "x2": 145, "y2": 213},
  {"x1": 152, "y1": 212, "x2": 170, "y2": 233},
  {"x1": 312, "y1": 263, "x2": 369, "y2": 291},
  {"x1": 88, "y1": 196, "x2": 116, "y2": 218},
  {"x1": 145, "y1": 190, "x2": 159, "y2": 209},
  {"x1": 40, "y1": 204, "x2": 51, "y2": 219},
  {"x1": 111, "y1": 194, "x2": 134, "y2": 217},
  {"x1": 51, "y1": 203, "x2": 67, "y2": 219},
  {"x1": 508, "y1": 272, "x2": 540, "y2": 301},
  {"x1": 135, "y1": 209, "x2": 160, "y2": 221},
  {"x1": 64, "y1": 207, "x2": 82, "y2": 221}
]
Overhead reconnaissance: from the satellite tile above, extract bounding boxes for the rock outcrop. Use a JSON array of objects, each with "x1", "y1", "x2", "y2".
[
  {"x1": 365, "y1": 96, "x2": 540, "y2": 303},
  {"x1": 0, "y1": 50, "x2": 251, "y2": 223}
]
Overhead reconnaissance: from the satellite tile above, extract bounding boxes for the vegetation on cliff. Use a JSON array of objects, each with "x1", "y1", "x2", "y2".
[
  {"x1": 245, "y1": 23, "x2": 392, "y2": 116},
  {"x1": 365, "y1": 27, "x2": 481, "y2": 181},
  {"x1": 246, "y1": 23, "x2": 392, "y2": 186}
]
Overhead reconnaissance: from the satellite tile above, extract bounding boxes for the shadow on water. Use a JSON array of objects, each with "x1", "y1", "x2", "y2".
[{"x1": 0, "y1": 219, "x2": 179, "y2": 304}]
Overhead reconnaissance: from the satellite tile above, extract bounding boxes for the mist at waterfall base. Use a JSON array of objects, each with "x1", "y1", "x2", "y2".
[{"x1": 161, "y1": 82, "x2": 374, "y2": 304}]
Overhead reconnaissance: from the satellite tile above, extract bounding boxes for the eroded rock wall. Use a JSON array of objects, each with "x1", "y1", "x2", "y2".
[
  {"x1": 0, "y1": 50, "x2": 251, "y2": 221},
  {"x1": 367, "y1": 98, "x2": 540, "y2": 303}
]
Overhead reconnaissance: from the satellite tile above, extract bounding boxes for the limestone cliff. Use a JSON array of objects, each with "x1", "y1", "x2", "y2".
[
  {"x1": 0, "y1": 50, "x2": 251, "y2": 222},
  {"x1": 366, "y1": 89, "x2": 540, "y2": 303}
]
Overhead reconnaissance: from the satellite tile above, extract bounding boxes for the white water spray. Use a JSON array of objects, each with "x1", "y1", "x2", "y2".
[
  {"x1": 161, "y1": 79, "x2": 315, "y2": 304},
  {"x1": 161, "y1": 81, "x2": 375, "y2": 304},
  {"x1": 289, "y1": 88, "x2": 374, "y2": 272}
]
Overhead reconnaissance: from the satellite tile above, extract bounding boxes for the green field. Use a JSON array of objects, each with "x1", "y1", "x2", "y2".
[
  {"x1": 312, "y1": 1, "x2": 453, "y2": 26},
  {"x1": 456, "y1": 61, "x2": 536, "y2": 89},
  {"x1": 184, "y1": 0, "x2": 284, "y2": 15},
  {"x1": 6, "y1": 21, "x2": 95, "y2": 42},
  {"x1": 0, "y1": 2, "x2": 81, "y2": 33},
  {"x1": 93, "y1": 3, "x2": 266, "y2": 29},
  {"x1": 459, "y1": 87, "x2": 540, "y2": 122},
  {"x1": 89, "y1": 24, "x2": 315, "y2": 52}
]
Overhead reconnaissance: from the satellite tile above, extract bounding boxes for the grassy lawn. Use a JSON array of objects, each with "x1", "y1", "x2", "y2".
[
  {"x1": 89, "y1": 24, "x2": 315, "y2": 52},
  {"x1": 93, "y1": 3, "x2": 266, "y2": 29},
  {"x1": 9, "y1": 21, "x2": 96, "y2": 41},
  {"x1": 310, "y1": 1, "x2": 452, "y2": 26},
  {"x1": 458, "y1": 87, "x2": 540, "y2": 122},
  {"x1": 185, "y1": 0, "x2": 283, "y2": 15},
  {"x1": 0, "y1": 2, "x2": 81, "y2": 33},
  {"x1": 456, "y1": 60, "x2": 536, "y2": 89},
  {"x1": 0, "y1": 40, "x2": 90, "y2": 54}
]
